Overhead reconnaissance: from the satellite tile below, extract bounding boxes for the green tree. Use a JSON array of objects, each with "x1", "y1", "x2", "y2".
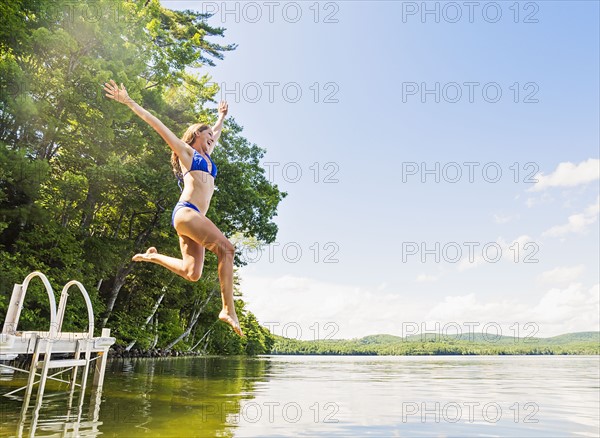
[{"x1": 1, "y1": 0, "x2": 285, "y2": 353}]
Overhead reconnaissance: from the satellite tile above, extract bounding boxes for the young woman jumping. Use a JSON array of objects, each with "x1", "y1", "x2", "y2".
[{"x1": 104, "y1": 80, "x2": 243, "y2": 336}]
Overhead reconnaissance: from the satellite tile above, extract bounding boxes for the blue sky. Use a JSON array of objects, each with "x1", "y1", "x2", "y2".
[{"x1": 166, "y1": 1, "x2": 599, "y2": 339}]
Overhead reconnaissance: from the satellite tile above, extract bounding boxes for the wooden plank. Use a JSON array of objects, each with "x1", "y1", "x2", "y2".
[
  {"x1": 37, "y1": 359, "x2": 87, "y2": 369},
  {"x1": 0, "y1": 336, "x2": 115, "y2": 355}
]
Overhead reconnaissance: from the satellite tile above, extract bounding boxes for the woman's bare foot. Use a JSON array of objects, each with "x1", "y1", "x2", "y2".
[
  {"x1": 219, "y1": 308, "x2": 244, "y2": 337},
  {"x1": 132, "y1": 247, "x2": 157, "y2": 262}
]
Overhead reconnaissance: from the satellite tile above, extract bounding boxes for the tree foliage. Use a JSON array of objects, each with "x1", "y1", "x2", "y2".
[
  {"x1": 0, "y1": 0, "x2": 285, "y2": 355},
  {"x1": 271, "y1": 332, "x2": 600, "y2": 355}
]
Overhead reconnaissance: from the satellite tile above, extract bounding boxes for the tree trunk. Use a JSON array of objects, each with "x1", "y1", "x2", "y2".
[
  {"x1": 100, "y1": 263, "x2": 133, "y2": 328},
  {"x1": 190, "y1": 327, "x2": 212, "y2": 352},
  {"x1": 79, "y1": 190, "x2": 97, "y2": 235},
  {"x1": 125, "y1": 291, "x2": 165, "y2": 351},
  {"x1": 100, "y1": 207, "x2": 163, "y2": 328},
  {"x1": 165, "y1": 290, "x2": 216, "y2": 351}
]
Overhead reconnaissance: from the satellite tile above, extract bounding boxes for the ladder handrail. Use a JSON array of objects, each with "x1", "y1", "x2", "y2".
[
  {"x1": 2, "y1": 271, "x2": 58, "y2": 337},
  {"x1": 56, "y1": 280, "x2": 95, "y2": 338},
  {"x1": 2, "y1": 271, "x2": 113, "y2": 436}
]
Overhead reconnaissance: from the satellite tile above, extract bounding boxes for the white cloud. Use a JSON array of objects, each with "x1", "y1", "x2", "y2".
[
  {"x1": 537, "y1": 265, "x2": 585, "y2": 285},
  {"x1": 377, "y1": 282, "x2": 388, "y2": 291},
  {"x1": 239, "y1": 273, "x2": 599, "y2": 339},
  {"x1": 529, "y1": 158, "x2": 599, "y2": 192},
  {"x1": 239, "y1": 273, "x2": 427, "y2": 340},
  {"x1": 530, "y1": 283, "x2": 599, "y2": 333},
  {"x1": 457, "y1": 234, "x2": 535, "y2": 272},
  {"x1": 525, "y1": 193, "x2": 554, "y2": 208},
  {"x1": 426, "y1": 284, "x2": 599, "y2": 337},
  {"x1": 416, "y1": 274, "x2": 437, "y2": 283},
  {"x1": 586, "y1": 196, "x2": 600, "y2": 215},
  {"x1": 542, "y1": 196, "x2": 599, "y2": 237},
  {"x1": 525, "y1": 192, "x2": 553, "y2": 208},
  {"x1": 427, "y1": 293, "x2": 523, "y2": 322}
]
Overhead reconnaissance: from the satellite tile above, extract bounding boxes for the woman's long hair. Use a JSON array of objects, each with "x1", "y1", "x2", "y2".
[{"x1": 171, "y1": 123, "x2": 210, "y2": 181}]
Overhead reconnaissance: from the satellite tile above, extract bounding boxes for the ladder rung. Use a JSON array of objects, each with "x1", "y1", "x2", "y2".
[{"x1": 37, "y1": 359, "x2": 87, "y2": 369}]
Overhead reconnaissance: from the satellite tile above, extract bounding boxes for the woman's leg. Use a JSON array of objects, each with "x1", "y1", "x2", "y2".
[
  {"x1": 174, "y1": 210, "x2": 243, "y2": 337},
  {"x1": 132, "y1": 236, "x2": 205, "y2": 281}
]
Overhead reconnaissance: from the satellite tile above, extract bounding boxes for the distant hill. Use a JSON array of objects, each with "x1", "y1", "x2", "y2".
[
  {"x1": 352, "y1": 331, "x2": 600, "y2": 345},
  {"x1": 271, "y1": 331, "x2": 600, "y2": 356},
  {"x1": 542, "y1": 332, "x2": 600, "y2": 344}
]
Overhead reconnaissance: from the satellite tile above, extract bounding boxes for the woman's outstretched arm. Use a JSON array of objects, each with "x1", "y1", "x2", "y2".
[
  {"x1": 104, "y1": 80, "x2": 192, "y2": 161},
  {"x1": 208, "y1": 100, "x2": 228, "y2": 154}
]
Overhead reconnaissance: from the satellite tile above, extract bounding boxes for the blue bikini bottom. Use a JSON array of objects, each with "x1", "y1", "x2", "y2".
[{"x1": 171, "y1": 201, "x2": 202, "y2": 227}]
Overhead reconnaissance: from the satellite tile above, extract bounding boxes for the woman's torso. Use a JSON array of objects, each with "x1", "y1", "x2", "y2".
[{"x1": 179, "y1": 149, "x2": 216, "y2": 214}]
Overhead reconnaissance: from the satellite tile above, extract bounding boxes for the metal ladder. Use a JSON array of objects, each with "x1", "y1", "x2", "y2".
[{"x1": 0, "y1": 271, "x2": 115, "y2": 436}]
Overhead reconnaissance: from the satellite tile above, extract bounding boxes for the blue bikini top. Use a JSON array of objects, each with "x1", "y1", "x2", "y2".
[{"x1": 183, "y1": 149, "x2": 217, "y2": 179}]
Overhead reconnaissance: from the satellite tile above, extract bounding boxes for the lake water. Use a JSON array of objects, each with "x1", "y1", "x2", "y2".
[{"x1": 1, "y1": 355, "x2": 598, "y2": 437}]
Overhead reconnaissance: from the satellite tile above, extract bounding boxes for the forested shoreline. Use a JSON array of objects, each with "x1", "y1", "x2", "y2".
[
  {"x1": 102, "y1": 332, "x2": 600, "y2": 358},
  {"x1": 270, "y1": 332, "x2": 600, "y2": 355},
  {"x1": 1, "y1": 0, "x2": 285, "y2": 355}
]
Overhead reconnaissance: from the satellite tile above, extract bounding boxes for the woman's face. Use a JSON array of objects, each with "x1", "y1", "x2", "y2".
[{"x1": 195, "y1": 128, "x2": 214, "y2": 151}]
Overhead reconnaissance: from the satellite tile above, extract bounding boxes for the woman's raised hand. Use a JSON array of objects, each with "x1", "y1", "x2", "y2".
[
  {"x1": 218, "y1": 100, "x2": 228, "y2": 117},
  {"x1": 103, "y1": 79, "x2": 131, "y2": 104}
]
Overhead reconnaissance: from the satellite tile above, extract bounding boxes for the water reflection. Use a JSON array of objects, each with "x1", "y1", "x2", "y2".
[
  {"x1": 1, "y1": 386, "x2": 104, "y2": 437},
  {"x1": 97, "y1": 357, "x2": 273, "y2": 437},
  {"x1": 1, "y1": 356, "x2": 598, "y2": 437},
  {"x1": 1, "y1": 356, "x2": 272, "y2": 437}
]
